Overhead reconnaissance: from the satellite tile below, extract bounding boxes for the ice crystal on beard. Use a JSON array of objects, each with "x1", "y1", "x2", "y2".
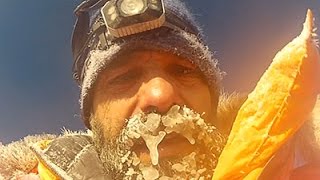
[
  {"x1": 145, "y1": 113, "x2": 161, "y2": 133},
  {"x1": 141, "y1": 166, "x2": 160, "y2": 180},
  {"x1": 141, "y1": 131, "x2": 166, "y2": 165}
]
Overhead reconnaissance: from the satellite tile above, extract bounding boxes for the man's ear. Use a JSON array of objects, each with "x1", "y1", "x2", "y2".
[{"x1": 216, "y1": 92, "x2": 247, "y2": 134}]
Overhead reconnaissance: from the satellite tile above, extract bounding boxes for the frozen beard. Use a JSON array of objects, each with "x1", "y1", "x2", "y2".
[{"x1": 91, "y1": 105, "x2": 226, "y2": 179}]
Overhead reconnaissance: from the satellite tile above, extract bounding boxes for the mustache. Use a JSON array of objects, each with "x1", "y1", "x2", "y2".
[{"x1": 119, "y1": 105, "x2": 226, "y2": 146}]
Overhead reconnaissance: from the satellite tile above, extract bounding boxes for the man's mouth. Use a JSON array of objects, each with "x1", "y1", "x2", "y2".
[{"x1": 131, "y1": 133, "x2": 195, "y2": 163}]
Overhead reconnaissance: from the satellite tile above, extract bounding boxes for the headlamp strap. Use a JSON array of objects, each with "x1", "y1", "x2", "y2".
[{"x1": 91, "y1": 20, "x2": 109, "y2": 49}]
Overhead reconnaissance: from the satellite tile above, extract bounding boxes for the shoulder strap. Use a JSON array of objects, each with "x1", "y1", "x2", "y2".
[{"x1": 31, "y1": 135, "x2": 111, "y2": 180}]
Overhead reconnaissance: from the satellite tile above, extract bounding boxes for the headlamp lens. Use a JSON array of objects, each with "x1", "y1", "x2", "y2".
[{"x1": 120, "y1": 0, "x2": 145, "y2": 16}]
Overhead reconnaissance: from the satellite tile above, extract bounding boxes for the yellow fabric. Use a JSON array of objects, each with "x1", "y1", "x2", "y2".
[
  {"x1": 36, "y1": 140, "x2": 53, "y2": 150},
  {"x1": 244, "y1": 167, "x2": 263, "y2": 180},
  {"x1": 33, "y1": 139, "x2": 60, "y2": 180},
  {"x1": 38, "y1": 161, "x2": 60, "y2": 180}
]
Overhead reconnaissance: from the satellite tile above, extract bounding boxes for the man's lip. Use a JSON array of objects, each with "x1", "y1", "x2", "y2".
[{"x1": 131, "y1": 133, "x2": 195, "y2": 159}]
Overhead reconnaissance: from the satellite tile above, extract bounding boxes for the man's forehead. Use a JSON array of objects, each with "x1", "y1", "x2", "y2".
[
  {"x1": 105, "y1": 49, "x2": 194, "y2": 70},
  {"x1": 106, "y1": 49, "x2": 152, "y2": 69}
]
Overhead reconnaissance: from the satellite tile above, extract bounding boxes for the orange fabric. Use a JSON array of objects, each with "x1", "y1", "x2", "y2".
[
  {"x1": 29, "y1": 165, "x2": 39, "y2": 174},
  {"x1": 213, "y1": 10, "x2": 320, "y2": 179},
  {"x1": 259, "y1": 141, "x2": 296, "y2": 180},
  {"x1": 290, "y1": 163, "x2": 320, "y2": 180}
]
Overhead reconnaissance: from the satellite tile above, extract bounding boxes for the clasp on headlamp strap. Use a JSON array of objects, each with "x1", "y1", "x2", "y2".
[
  {"x1": 74, "y1": 0, "x2": 108, "y2": 16},
  {"x1": 91, "y1": 19, "x2": 109, "y2": 49}
]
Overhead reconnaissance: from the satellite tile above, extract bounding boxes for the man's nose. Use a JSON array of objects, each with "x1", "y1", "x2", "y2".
[{"x1": 135, "y1": 77, "x2": 180, "y2": 114}]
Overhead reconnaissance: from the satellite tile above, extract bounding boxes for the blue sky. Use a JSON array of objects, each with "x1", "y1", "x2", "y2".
[{"x1": 0, "y1": 0, "x2": 319, "y2": 144}]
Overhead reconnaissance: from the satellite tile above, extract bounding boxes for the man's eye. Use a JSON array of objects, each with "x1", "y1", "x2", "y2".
[
  {"x1": 170, "y1": 64, "x2": 205, "y2": 84},
  {"x1": 173, "y1": 65, "x2": 196, "y2": 75},
  {"x1": 108, "y1": 69, "x2": 141, "y2": 85}
]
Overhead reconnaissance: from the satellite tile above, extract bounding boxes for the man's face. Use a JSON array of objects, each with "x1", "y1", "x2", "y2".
[{"x1": 90, "y1": 50, "x2": 224, "y2": 179}]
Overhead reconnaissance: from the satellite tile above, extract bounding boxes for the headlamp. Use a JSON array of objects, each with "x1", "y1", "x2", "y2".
[
  {"x1": 119, "y1": 0, "x2": 146, "y2": 16},
  {"x1": 101, "y1": 0, "x2": 165, "y2": 38}
]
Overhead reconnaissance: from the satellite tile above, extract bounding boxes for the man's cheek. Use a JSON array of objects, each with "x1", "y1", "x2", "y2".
[
  {"x1": 99, "y1": 118, "x2": 125, "y2": 139},
  {"x1": 93, "y1": 103, "x2": 127, "y2": 137}
]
